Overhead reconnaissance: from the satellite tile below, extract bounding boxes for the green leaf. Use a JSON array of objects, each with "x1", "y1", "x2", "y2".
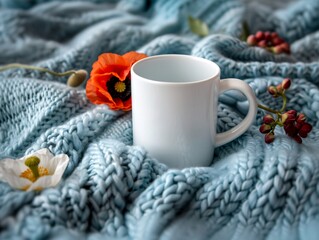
[{"x1": 188, "y1": 16, "x2": 209, "y2": 37}]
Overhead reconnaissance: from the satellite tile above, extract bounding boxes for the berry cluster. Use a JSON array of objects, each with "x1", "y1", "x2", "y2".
[
  {"x1": 247, "y1": 31, "x2": 290, "y2": 54},
  {"x1": 258, "y1": 78, "x2": 312, "y2": 144},
  {"x1": 267, "y1": 78, "x2": 291, "y2": 97},
  {"x1": 283, "y1": 111, "x2": 312, "y2": 143}
]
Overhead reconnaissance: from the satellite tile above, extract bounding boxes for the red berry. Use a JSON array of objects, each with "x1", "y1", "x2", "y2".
[
  {"x1": 284, "y1": 123, "x2": 298, "y2": 137},
  {"x1": 271, "y1": 37, "x2": 284, "y2": 46},
  {"x1": 281, "y1": 78, "x2": 291, "y2": 90},
  {"x1": 247, "y1": 35, "x2": 257, "y2": 45},
  {"x1": 286, "y1": 110, "x2": 297, "y2": 116},
  {"x1": 265, "y1": 132, "x2": 275, "y2": 143},
  {"x1": 281, "y1": 113, "x2": 289, "y2": 124},
  {"x1": 282, "y1": 114, "x2": 293, "y2": 124},
  {"x1": 267, "y1": 41, "x2": 273, "y2": 47},
  {"x1": 293, "y1": 135, "x2": 302, "y2": 144},
  {"x1": 252, "y1": 31, "x2": 290, "y2": 54},
  {"x1": 296, "y1": 113, "x2": 306, "y2": 123},
  {"x1": 255, "y1": 31, "x2": 265, "y2": 41},
  {"x1": 280, "y1": 42, "x2": 290, "y2": 53},
  {"x1": 282, "y1": 110, "x2": 297, "y2": 124},
  {"x1": 260, "y1": 124, "x2": 272, "y2": 133},
  {"x1": 276, "y1": 83, "x2": 283, "y2": 93},
  {"x1": 264, "y1": 31, "x2": 271, "y2": 41},
  {"x1": 295, "y1": 122, "x2": 303, "y2": 130},
  {"x1": 299, "y1": 123, "x2": 312, "y2": 135},
  {"x1": 272, "y1": 45, "x2": 283, "y2": 54},
  {"x1": 268, "y1": 86, "x2": 278, "y2": 96},
  {"x1": 263, "y1": 114, "x2": 275, "y2": 124},
  {"x1": 299, "y1": 131, "x2": 308, "y2": 138},
  {"x1": 258, "y1": 40, "x2": 268, "y2": 48}
]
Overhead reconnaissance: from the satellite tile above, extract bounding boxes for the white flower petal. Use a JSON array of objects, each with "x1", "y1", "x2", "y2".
[
  {"x1": 0, "y1": 148, "x2": 69, "y2": 191},
  {"x1": 27, "y1": 153, "x2": 69, "y2": 191},
  {"x1": 13, "y1": 160, "x2": 28, "y2": 176},
  {"x1": 0, "y1": 158, "x2": 28, "y2": 179},
  {"x1": 50, "y1": 155, "x2": 69, "y2": 181},
  {"x1": 40, "y1": 153, "x2": 69, "y2": 175},
  {"x1": 0, "y1": 149, "x2": 54, "y2": 179},
  {"x1": 0, "y1": 158, "x2": 12, "y2": 178},
  {"x1": 28, "y1": 174, "x2": 62, "y2": 191},
  {"x1": 1, "y1": 171, "x2": 32, "y2": 190},
  {"x1": 22, "y1": 148, "x2": 54, "y2": 164},
  {"x1": 0, "y1": 158, "x2": 14, "y2": 174}
]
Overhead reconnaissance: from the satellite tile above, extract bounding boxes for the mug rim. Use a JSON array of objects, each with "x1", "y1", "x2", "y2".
[{"x1": 131, "y1": 54, "x2": 221, "y2": 85}]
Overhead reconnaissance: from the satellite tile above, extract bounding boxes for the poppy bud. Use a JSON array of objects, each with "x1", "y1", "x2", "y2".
[{"x1": 67, "y1": 69, "x2": 88, "y2": 87}]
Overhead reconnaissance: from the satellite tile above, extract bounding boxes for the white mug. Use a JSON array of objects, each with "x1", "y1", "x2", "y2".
[{"x1": 131, "y1": 54, "x2": 257, "y2": 169}]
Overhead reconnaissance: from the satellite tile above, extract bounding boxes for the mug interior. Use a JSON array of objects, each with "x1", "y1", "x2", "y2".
[{"x1": 132, "y1": 54, "x2": 219, "y2": 83}]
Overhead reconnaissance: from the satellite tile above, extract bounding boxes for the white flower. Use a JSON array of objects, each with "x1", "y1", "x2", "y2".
[{"x1": 0, "y1": 149, "x2": 69, "y2": 191}]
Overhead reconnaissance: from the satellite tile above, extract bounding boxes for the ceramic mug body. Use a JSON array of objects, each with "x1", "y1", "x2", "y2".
[{"x1": 131, "y1": 54, "x2": 257, "y2": 169}]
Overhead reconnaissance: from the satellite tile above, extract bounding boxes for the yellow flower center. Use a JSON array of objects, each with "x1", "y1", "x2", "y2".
[
  {"x1": 114, "y1": 81, "x2": 126, "y2": 93},
  {"x1": 20, "y1": 166, "x2": 49, "y2": 182},
  {"x1": 20, "y1": 156, "x2": 50, "y2": 183},
  {"x1": 20, "y1": 186, "x2": 44, "y2": 191}
]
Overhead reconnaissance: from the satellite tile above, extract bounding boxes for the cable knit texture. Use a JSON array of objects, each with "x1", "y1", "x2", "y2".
[{"x1": 1, "y1": 0, "x2": 319, "y2": 239}]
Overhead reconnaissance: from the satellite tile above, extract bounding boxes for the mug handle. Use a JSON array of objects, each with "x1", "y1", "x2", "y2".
[{"x1": 215, "y1": 78, "x2": 257, "y2": 147}]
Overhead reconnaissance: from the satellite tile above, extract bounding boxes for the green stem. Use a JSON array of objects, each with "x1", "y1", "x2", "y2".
[
  {"x1": 257, "y1": 104, "x2": 279, "y2": 114},
  {"x1": 279, "y1": 93, "x2": 287, "y2": 113},
  {"x1": 258, "y1": 92, "x2": 287, "y2": 116},
  {"x1": 0, "y1": 63, "x2": 76, "y2": 77}
]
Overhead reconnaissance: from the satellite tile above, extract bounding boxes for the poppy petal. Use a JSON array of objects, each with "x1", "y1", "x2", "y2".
[
  {"x1": 123, "y1": 51, "x2": 148, "y2": 67},
  {"x1": 90, "y1": 74, "x2": 111, "y2": 87},
  {"x1": 91, "y1": 53, "x2": 129, "y2": 80},
  {"x1": 121, "y1": 98, "x2": 132, "y2": 111},
  {"x1": 86, "y1": 79, "x2": 115, "y2": 105},
  {"x1": 86, "y1": 51, "x2": 147, "y2": 111}
]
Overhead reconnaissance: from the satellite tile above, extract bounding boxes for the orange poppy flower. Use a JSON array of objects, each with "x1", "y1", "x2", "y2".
[{"x1": 86, "y1": 51, "x2": 147, "y2": 111}]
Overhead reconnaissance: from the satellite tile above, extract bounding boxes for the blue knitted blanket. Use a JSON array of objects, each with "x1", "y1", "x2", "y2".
[{"x1": 1, "y1": 0, "x2": 319, "y2": 239}]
